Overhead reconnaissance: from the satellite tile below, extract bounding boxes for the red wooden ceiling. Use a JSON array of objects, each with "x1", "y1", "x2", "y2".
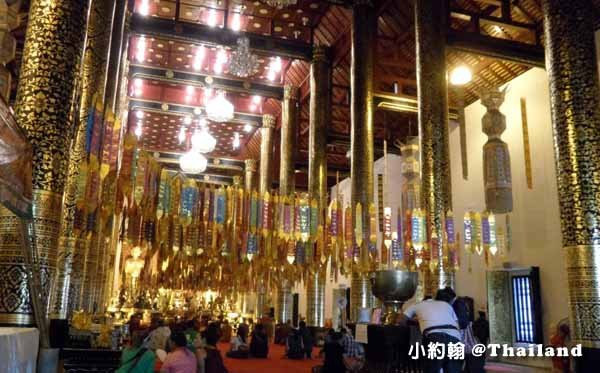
[{"x1": 127, "y1": 0, "x2": 599, "y2": 181}]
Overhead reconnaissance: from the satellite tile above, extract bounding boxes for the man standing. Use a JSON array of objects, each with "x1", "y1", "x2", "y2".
[{"x1": 400, "y1": 289, "x2": 463, "y2": 373}]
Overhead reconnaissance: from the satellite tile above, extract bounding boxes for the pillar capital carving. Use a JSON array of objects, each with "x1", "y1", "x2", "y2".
[
  {"x1": 232, "y1": 175, "x2": 242, "y2": 186},
  {"x1": 312, "y1": 45, "x2": 330, "y2": 64},
  {"x1": 262, "y1": 114, "x2": 276, "y2": 129},
  {"x1": 244, "y1": 159, "x2": 257, "y2": 172},
  {"x1": 284, "y1": 84, "x2": 299, "y2": 101}
]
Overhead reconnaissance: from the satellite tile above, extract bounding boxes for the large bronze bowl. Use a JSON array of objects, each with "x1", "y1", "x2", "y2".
[{"x1": 370, "y1": 270, "x2": 418, "y2": 305}]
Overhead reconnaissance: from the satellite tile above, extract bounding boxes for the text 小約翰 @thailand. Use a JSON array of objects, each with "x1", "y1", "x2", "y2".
[{"x1": 408, "y1": 342, "x2": 583, "y2": 360}]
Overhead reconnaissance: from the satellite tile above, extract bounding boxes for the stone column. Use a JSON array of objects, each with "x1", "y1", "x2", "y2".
[
  {"x1": 244, "y1": 159, "x2": 257, "y2": 193},
  {"x1": 349, "y1": 0, "x2": 375, "y2": 320},
  {"x1": 415, "y1": 0, "x2": 454, "y2": 291},
  {"x1": 259, "y1": 114, "x2": 276, "y2": 195},
  {"x1": 542, "y1": 0, "x2": 600, "y2": 353},
  {"x1": 280, "y1": 85, "x2": 299, "y2": 197},
  {"x1": 0, "y1": 0, "x2": 90, "y2": 325}
]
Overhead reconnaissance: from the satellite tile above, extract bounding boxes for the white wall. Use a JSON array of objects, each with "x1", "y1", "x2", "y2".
[
  {"x1": 291, "y1": 68, "x2": 572, "y2": 346},
  {"x1": 451, "y1": 67, "x2": 567, "y2": 344},
  {"x1": 292, "y1": 154, "x2": 405, "y2": 324}
]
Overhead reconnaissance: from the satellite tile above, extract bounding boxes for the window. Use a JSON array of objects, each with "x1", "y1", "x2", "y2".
[{"x1": 511, "y1": 268, "x2": 543, "y2": 344}]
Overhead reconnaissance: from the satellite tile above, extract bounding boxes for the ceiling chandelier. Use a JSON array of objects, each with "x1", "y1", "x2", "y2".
[
  {"x1": 262, "y1": 0, "x2": 297, "y2": 8},
  {"x1": 179, "y1": 150, "x2": 208, "y2": 174},
  {"x1": 229, "y1": 37, "x2": 259, "y2": 78},
  {"x1": 191, "y1": 126, "x2": 217, "y2": 154},
  {"x1": 206, "y1": 91, "x2": 234, "y2": 123}
]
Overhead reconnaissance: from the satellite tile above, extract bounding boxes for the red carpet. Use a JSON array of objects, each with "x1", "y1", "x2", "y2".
[{"x1": 220, "y1": 343, "x2": 322, "y2": 373}]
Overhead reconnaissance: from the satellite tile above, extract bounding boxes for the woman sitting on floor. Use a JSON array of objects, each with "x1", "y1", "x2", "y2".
[
  {"x1": 249, "y1": 323, "x2": 269, "y2": 358},
  {"x1": 226, "y1": 326, "x2": 249, "y2": 359},
  {"x1": 116, "y1": 330, "x2": 156, "y2": 373}
]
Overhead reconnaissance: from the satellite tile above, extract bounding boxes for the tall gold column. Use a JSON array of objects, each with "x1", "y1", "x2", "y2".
[
  {"x1": 542, "y1": 0, "x2": 600, "y2": 351},
  {"x1": 308, "y1": 46, "x2": 330, "y2": 212},
  {"x1": 306, "y1": 46, "x2": 330, "y2": 326},
  {"x1": 244, "y1": 159, "x2": 257, "y2": 193},
  {"x1": 349, "y1": 0, "x2": 375, "y2": 320},
  {"x1": 415, "y1": 0, "x2": 453, "y2": 292},
  {"x1": 259, "y1": 114, "x2": 276, "y2": 195},
  {"x1": 277, "y1": 85, "x2": 298, "y2": 322},
  {"x1": 0, "y1": 0, "x2": 90, "y2": 325},
  {"x1": 279, "y1": 85, "x2": 299, "y2": 197},
  {"x1": 57, "y1": 0, "x2": 116, "y2": 315},
  {"x1": 350, "y1": 0, "x2": 375, "y2": 266}
]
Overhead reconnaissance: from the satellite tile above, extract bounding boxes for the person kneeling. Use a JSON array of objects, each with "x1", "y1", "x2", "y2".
[
  {"x1": 226, "y1": 328, "x2": 249, "y2": 359},
  {"x1": 249, "y1": 324, "x2": 269, "y2": 358}
]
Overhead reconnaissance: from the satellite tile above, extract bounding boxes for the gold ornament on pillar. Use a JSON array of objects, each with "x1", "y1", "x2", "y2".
[
  {"x1": 0, "y1": 0, "x2": 89, "y2": 325},
  {"x1": 480, "y1": 87, "x2": 513, "y2": 214},
  {"x1": 543, "y1": 0, "x2": 600, "y2": 349}
]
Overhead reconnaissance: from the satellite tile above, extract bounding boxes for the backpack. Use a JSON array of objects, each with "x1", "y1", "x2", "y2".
[{"x1": 452, "y1": 297, "x2": 470, "y2": 330}]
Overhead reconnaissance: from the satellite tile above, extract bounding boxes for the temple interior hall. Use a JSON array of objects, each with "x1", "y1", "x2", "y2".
[{"x1": 1, "y1": 0, "x2": 600, "y2": 372}]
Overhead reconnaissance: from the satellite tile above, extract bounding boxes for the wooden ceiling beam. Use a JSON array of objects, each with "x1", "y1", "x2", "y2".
[
  {"x1": 129, "y1": 64, "x2": 284, "y2": 99},
  {"x1": 128, "y1": 99, "x2": 263, "y2": 125},
  {"x1": 130, "y1": 13, "x2": 313, "y2": 61},
  {"x1": 446, "y1": 30, "x2": 544, "y2": 67}
]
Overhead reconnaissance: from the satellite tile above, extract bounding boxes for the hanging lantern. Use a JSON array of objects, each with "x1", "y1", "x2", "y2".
[
  {"x1": 489, "y1": 213, "x2": 498, "y2": 255},
  {"x1": 206, "y1": 91, "x2": 234, "y2": 123},
  {"x1": 191, "y1": 126, "x2": 217, "y2": 154},
  {"x1": 179, "y1": 151, "x2": 207, "y2": 174}
]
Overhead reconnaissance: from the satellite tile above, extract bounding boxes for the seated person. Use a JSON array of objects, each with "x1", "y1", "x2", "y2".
[
  {"x1": 286, "y1": 328, "x2": 305, "y2": 360},
  {"x1": 321, "y1": 332, "x2": 345, "y2": 373},
  {"x1": 116, "y1": 330, "x2": 156, "y2": 373},
  {"x1": 249, "y1": 323, "x2": 269, "y2": 358},
  {"x1": 204, "y1": 323, "x2": 228, "y2": 373},
  {"x1": 340, "y1": 328, "x2": 364, "y2": 373},
  {"x1": 226, "y1": 327, "x2": 249, "y2": 359},
  {"x1": 161, "y1": 331, "x2": 198, "y2": 373}
]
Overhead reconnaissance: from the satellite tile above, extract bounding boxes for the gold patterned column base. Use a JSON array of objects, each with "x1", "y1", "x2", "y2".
[
  {"x1": 350, "y1": 272, "x2": 373, "y2": 322},
  {"x1": 565, "y1": 245, "x2": 600, "y2": 348},
  {"x1": 306, "y1": 269, "x2": 325, "y2": 327},
  {"x1": 0, "y1": 190, "x2": 62, "y2": 325},
  {"x1": 276, "y1": 280, "x2": 292, "y2": 324}
]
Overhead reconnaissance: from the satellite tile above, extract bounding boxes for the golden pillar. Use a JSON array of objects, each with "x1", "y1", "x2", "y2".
[
  {"x1": 350, "y1": 0, "x2": 375, "y2": 265},
  {"x1": 275, "y1": 279, "x2": 292, "y2": 324},
  {"x1": 415, "y1": 0, "x2": 454, "y2": 292},
  {"x1": 279, "y1": 85, "x2": 299, "y2": 197},
  {"x1": 350, "y1": 272, "x2": 373, "y2": 322},
  {"x1": 542, "y1": 0, "x2": 600, "y2": 351},
  {"x1": 57, "y1": 0, "x2": 116, "y2": 315},
  {"x1": 349, "y1": 0, "x2": 375, "y2": 320},
  {"x1": 306, "y1": 268, "x2": 325, "y2": 327},
  {"x1": 0, "y1": 0, "x2": 90, "y2": 325},
  {"x1": 307, "y1": 46, "x2": 330, "y2": 324},
  {"x1": 244, "y1": 159, "x2": 257, "y2": 193},
  {"x1": 259, "y1": 114, "x2": 276, "y2": 195},
  {"x1": 308, "y1": 46, "x2": 330, "y2": 214}
]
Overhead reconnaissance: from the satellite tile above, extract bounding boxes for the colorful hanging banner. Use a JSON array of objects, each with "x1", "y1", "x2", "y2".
[{"x1": 464, "y1": 212, "x2": 473, "y2": 254}]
